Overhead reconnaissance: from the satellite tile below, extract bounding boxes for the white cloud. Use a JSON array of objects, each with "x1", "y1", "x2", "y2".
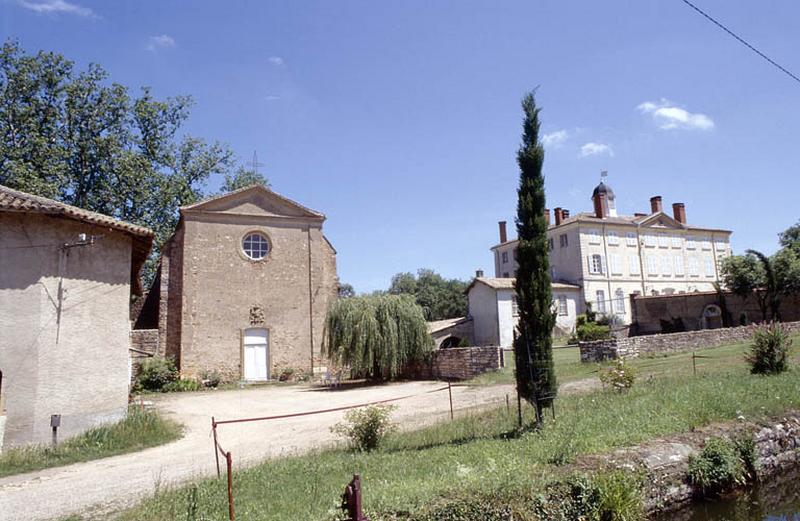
[
  {"x1": 146, "y1": 35, "x2": 176, "y2": 52},
  {"x1": 268, "y1": 56, "x2": 285, "y2": 67},
  {"x1": 637, "y1": 99, "x2": 715, "y2": 131},
  {"x1": 541, "y1": 129, "x2": 569, "y2": 148},
  {"x1": 580, "y1": 142, "x2": 614, "y2": 157},
  {"x1": 18, "y1": 0, "x2": 95, "y2": 17}
]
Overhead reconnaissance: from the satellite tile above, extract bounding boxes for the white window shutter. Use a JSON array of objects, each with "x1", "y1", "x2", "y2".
[
  {"x1": 587, "y1": 255, "x2": 594, "y2": 274},
  {"x1": 600, "y1": 255, "x2": 607, "y2": 275}
]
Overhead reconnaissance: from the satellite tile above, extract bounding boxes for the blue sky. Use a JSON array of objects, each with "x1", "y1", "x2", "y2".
[{"x1": 3, "y1": 1, "x2": 799, "y2": 292}]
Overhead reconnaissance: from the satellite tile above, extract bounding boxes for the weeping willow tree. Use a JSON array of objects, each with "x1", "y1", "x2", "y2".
[{"x1": 323, "y1": 294, "x2": 434, "y2": 379}]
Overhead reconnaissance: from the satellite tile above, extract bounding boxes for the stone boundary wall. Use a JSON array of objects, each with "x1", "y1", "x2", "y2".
[
  {"x1": 580, "y1": 321, "x2": 800, "y2": 362},
  {"x1": 405, "y1": 346, "x2": 503, "y2": 380},
  {"x1": 433, "y1": 346, "x2": 502, "y2": 380},
  {"x1": 130, "y1": 328, "x2": 159, "y2": 355}
]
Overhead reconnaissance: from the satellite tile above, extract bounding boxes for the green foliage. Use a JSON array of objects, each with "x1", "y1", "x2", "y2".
[
  {"x1": 0, "y1": 407, "x2": 181, "y2": 478},
  {"x1": 331, "y1": 405, "x2": 396, "y2": 451},
  {"x1": 513, "y1": 90, "x2": 557, "y2": 416},
  {"x1": 199, "y1": 369, "x2": 222, "y2": 388},
  {"x1": 592, "y1": 471, "x2": 645, "y2": 521},
  {"x1": 135, "y1": 357, "x2": 178, "y2": 391},
  {"x1": 687, "y1": 437, "x2": 748, "y2": 496},
  {"x1": 747, "y1": 322, "x2": 792, "y2": 375},
  {"x1": 388, "y1": 269, "x2": 468, "y2": 321},
  {"x1": 599, "y1": 359, "x2": 636, "y2": 392},
  {"x1": 219, "y1": 166, "x2": 269, "y2": 193},
  {"x1": 162, "y1": 378, "x2": 202, "y2": 393},
  {"x1": 278, "y1": 367, "x2": 296, "y2": 381},
  {"x1": 323, "y1": 294, "x2": 434, "y2": 379},
  {"x1": 0, "y1": 40, "x2": 244, "y2": 285},
  {"x1": 338, "y1": 282, "x2": 356, "y2": 298},
  {"x1": 577, "y1": 322, "x2": 612, "y2": 342},
  {"x1": 779, "y1": 221, "x2": 800, "y2": 252}
]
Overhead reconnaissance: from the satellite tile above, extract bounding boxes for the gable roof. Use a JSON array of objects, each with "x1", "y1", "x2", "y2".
[
  {"x1": 0, "y1": 184, "x2": 155, "y2": 295},
  {"x1": 180, "y1": 184, "x2": 325, "y2": 220},
  {"x1": 466, "y1": 277, "x2": 581, "y2": 293},
  {"x1": 427, "y1": 316, "x2": 472, "y2": 334}
]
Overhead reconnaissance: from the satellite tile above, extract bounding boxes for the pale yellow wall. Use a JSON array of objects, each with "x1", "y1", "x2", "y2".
[{"x1": 0, "y1": 214, "x2": 131, "y2": 448}]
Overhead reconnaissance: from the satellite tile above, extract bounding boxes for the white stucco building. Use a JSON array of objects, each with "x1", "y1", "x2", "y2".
[
  {"x1": 490, "y1": 181, "x2": 733, "y2": 325},
  {"x1": 466, "y1": 277, "x2": 582, "y2": 347}
]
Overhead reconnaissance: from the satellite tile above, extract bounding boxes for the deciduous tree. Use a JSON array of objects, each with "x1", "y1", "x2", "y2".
[{"x1": 388, "y1": 269, "x2": 468, "y2": 321}]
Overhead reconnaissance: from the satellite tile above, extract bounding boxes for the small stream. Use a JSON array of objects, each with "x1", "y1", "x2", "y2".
[{"x1": 654, "y1": 469, "x2": 800, "y2": 520}]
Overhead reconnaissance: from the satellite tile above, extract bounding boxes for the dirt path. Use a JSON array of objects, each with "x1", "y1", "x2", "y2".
[{"x1": 0, "y1": 379, "x2": 536, "y2": 520}]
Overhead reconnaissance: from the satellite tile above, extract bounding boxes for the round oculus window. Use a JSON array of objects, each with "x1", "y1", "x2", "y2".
[{"x1": 242, "y1": 233, "x2": 270, "y2": 260}]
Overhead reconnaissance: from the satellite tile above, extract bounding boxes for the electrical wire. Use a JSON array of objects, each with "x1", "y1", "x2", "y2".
[{"x1": 679, "y1": 0, "x2": 800, "y2": 85}]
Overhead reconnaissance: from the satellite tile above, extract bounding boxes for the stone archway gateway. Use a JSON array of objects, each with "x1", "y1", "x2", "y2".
[{"x1": 701, "y1": 304, "x2": 723, "y2": 330}]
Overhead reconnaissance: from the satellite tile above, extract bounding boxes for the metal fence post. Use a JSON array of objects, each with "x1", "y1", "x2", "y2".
[
  {"x1": 226, "y1": 451, "x2": 235, "y2": 521},
  {"x1": 447, "y1": 380, "x2": 454, "y2": 420},
  {"x1": 212, "y1": 417, "x2": 221, "y2": 478}
]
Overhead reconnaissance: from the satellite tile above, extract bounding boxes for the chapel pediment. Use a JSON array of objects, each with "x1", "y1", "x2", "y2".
[
  {"x1": 637, "y1": 212, "x2": 684, "y2": 230},
  {"x1": 180, "y1": 185, "x2": 324, "y2": 220}
]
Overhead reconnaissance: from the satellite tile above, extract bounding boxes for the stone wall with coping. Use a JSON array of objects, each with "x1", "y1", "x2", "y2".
[
  {"x1": 580, "y1": 320, "x2": 800, "y2": 362},
  {"x1": 405, "y1": 346, "x2": 503, "y2": 380}
]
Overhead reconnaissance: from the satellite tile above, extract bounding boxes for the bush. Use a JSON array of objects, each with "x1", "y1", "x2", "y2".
[
  {"x1": 136, "y1": 357, "x2": 178, "y2": 391},
  {"x1": 593, "y1": 471, "x2": 645, "y2": 521},
  {"x1": 199, "y1": 369, "x2": 222, "y2": 388},
  {"x1": 162, "y1": 378, "x2": 202, "y2": 393},
  {"x1": 279, "y1": 367, "x2": 296, "y2": 382},
  {"x1": 331, "y1": 405, "x2": 396, "y2": 451},
  {"x1": 747, "y1": 323, "x2": 792, "y2": 375},
  {"x1": 687, "y1": 437, "x2": 747, "y2": 496},
  {"x1": 577, "y1": 322, "x2": 612, "y2": 342},
  {"x1": 599, "y1": 359, "x2": 636, "y2": 392}
]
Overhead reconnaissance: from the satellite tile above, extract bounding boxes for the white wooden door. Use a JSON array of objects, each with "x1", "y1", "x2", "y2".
[{"x1": 243, "y1": 328, "x2": 269, "y2": 381}]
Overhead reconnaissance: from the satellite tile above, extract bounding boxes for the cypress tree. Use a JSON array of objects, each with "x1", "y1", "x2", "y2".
[{"x1": 513, "y1": 91, "x2": 556, "y2": 426}]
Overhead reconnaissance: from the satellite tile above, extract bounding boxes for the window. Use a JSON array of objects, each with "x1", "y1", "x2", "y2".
[
  {"x1": 688, "y1": 256, "x2": 699, "y2": 277},
  {"x1": 626, "y1": 232, "x2": 637, "y2": 246},
  {"x1": 646, "y1": 255, "x2": 658, "y2": 275},
  {"x1": 629, "y1": 255, "x2": 641, "y2": 275},
  {"x1": 702, "y1": 237, "x2": 712, "y2": 250},
  {"x1": 548, "y1": 238, "x2": 554, "y2": 251},
  {"x1": 686, "y1": 236, "x2": 696, "y2": 250},
  {"x1": 672, "y1": 235, "x2": 682, "y2": 249},
  {"x1": 704, "y1": 257, "x2": 715, "y2": 277},
  {"x1": 614, "y1": 289, "x2": 625, "y2": 314},
  {"x1": 557, "y1": 295, "x2": 568, "y2": 316},
  {"x1": 550, "y1": 266, "x2": 556, "y2": 279},
  {"x1": 609, "y1": 254, "x2": 622, "y2": 275},
  {"x1": 560, "y1": 233, "x2": 569, "y2": 248},
  {"x1": 607, "y1": 231, "x2": 619, "y2": 245},
  {"x1": 502, "y1": 251, "x2": 508, "y2": 263},
  {"x1": 513, "y1": 248, "x2": 518, "y2": 261},
  {"x1": 674, "y1": 255, "x2": 685, "y2": 276},
  {"x1": 715, "y1": 238, "x2": 729, "y2": 251},
  {"x1": 658, "y1": 233, "x2": 669, "y2": 248},
  {"x1": 589, "y1": 254, "x2": 604, "y2": 275},
  {"x1": 661, "y1": 256, "x2": 672, "y2": 276},
  {"x1": 588, "y1": 229, "x2": 601, "y2": 244},
  {"x1": 596, "y1": 290, "x2": 606, "y2": 313},
  {"x1": 503, "y1": 272, "x2": 510, "y2": 278},
  {"x1": 644, "y1": 234, "x2": 656, "y2": 248},
  {"x1": 512, "y1": 295, "x2": 519, "y2": 317},
  {"x1": 242, "y1": 232, "x2": 270, "y2": 260}
]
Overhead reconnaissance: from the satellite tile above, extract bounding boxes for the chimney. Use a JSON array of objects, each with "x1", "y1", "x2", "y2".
[
  {"x1": 498, "y1": 221, "x2": 507, "y2": 243},
  {"x1": 562, "y1": 209, "x2": 570, "y2": 219},
  {"x1": 634, "y1": 212, "x2": 647, "y2": 218},
  {"x1": 650, "y1": 196, "x2": 663, "y2": 214},
  {"x1": 554, "y1": 207, "x2": 562, "y2": 226},
  {"x1": 475, "y1": 269, "x2": 484, "y2": 278},
  {"x1": 544, "y1": 208, "x2": 551, "y2": 226},
  {"x1": 594, "y1": 193, "x2": 607, "y2": 219},
  {"x1": 672, "y1": 202, "x2": 686, "y2": 224}
]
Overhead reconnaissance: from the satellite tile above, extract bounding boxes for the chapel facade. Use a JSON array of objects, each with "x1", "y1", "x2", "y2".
[{"x1": 139, "y1": 185, "x2": 338, "y2": 381}]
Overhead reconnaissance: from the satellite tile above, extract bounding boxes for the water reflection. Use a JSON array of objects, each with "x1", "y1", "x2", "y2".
[{"x1": 654, "y1": 470, "x2": 800, "y2": 520}]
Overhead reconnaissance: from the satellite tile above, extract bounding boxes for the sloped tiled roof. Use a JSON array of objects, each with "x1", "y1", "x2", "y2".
[
  {"x1": 427, "y1": 316, "x2": 472, "y2": 334},
  {"x1": 467, "y1": 277, "x2": 581, "y2": 292},
  {"x1": 0, "y1": 184, "x2": 155, "y2": 239},
  {"x1": 0, "y1": 184, "x2": 154, "y2": 295}
]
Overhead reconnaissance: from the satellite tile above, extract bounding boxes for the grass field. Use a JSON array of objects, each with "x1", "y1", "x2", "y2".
[
  {"x1": 112, "y1": 334, "x2": 800, "y2": 521},
  {"x1": 0, "y1": 408, "x2": 182, "y2": 478},
  {"x1": 467, "y1": 334, "x2": 800, "y2": 387}
]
